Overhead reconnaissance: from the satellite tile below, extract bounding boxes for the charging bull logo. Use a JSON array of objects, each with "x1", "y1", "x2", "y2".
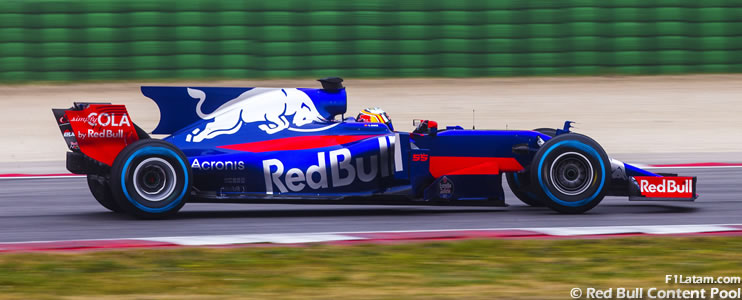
[{"x1": 185, "y1": 88, "x2": 326, "y2": 142}]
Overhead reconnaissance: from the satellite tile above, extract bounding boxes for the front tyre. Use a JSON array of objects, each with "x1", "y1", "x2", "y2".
[
  {"x1": 505, "y1": 172, "x2": 543, "y2": 207},
  {"x1": 110, "y1": 140, "x2": 191, "y2": 219},
  {"x1": 530, "y1": 133, "x2": 610, "y2": 214},
  {"x1": 503, "y1": 127, "x2": 558, "y2": 207}
]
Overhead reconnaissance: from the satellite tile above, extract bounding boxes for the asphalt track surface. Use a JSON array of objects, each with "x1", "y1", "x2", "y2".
[{"x1": 1, "y1": 168, "x2": 739, "y2": 243}]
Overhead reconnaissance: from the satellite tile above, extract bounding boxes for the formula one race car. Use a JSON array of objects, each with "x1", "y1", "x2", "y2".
[{"x1": 53, "y1": 78, "x2": 697, "y2": 218}]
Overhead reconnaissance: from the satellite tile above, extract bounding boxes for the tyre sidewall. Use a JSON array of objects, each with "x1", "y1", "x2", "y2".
[
  {"x1": 505, "y1": 172, "x2": 543, "y2": 207},
  {"x1": 531, "y1": 134, "x2": 610, "y2": 213},
  {"x1": 87, "y1": 174, "x2": 122, "y2": 213},
  {"x1": 111, "y1": 140, "x2": 191, "y2": 218}
]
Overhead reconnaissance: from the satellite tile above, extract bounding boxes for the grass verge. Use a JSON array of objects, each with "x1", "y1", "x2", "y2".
[{"x1": 0, "y1": 236, "x2": 740, "y2": 299}]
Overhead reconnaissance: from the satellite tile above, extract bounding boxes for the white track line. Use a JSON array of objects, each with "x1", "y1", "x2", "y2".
[
  {"x1": 139, "y1": 233, "x2": 365, "y2": 246},
  {"x1": 648, "y1": 166, "x2": 742, "y2": 169},
  {"x1": 2, "y1": 224, "x2": 740, "y2": 247},
  {"x1": 632, "y1": 163, "x2": 742, "y2": 169},
  {"x1": 0, "y1": 175, "x2": 84, "y2": 180},
  {"x1": 116, "y1": 224, "x2": 742, "y2": 244}
]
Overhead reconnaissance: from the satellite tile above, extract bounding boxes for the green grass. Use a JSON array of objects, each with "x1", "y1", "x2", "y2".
[{"x1": 0, "y1": 237, "x2": 741, "y2": 299}]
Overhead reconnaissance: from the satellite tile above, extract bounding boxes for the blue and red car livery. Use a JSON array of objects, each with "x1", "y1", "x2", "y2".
[{"x1": 53, "y1": 78, "x2": 697, "y2": 218}]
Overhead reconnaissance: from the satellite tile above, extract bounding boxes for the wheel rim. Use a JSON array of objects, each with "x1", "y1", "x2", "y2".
[
  {"x1": 549, "y1": 151, "x2": 593, "y2": 196},
  {"x1": 132, "y1": 157, "x2": 177, "y2": 202}
]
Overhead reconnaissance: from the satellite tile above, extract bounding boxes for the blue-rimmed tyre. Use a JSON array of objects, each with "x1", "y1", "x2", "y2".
[
  {"x1": 505, "y1": 172, "x2": 543, "y2": 206},
  {"x1": 87, "y1": 174, "x2": 123, "y2": 213},
  {"x1": 504, "y1": 128, "x2": 557, "y2": 207},
  {"x1": 530, "y1": 133, "x2": 610, "y2": 214},
  {"x1": 110, "y1": 140, "x2": 191, "y2": 219}
]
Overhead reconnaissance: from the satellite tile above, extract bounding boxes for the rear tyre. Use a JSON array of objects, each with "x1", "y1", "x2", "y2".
[
  {"x1": 110, "y1": 140, "x2": 191, "y2": 219},
  {"x1": 505, "y1": 172, "x2": 543, "y2": 207},
  {"x1": 530, "y1": 133, "x2": 610, "y2": 214},
  {"x1": 86, "y1": 174, "x2": 123, "y2": 213}
]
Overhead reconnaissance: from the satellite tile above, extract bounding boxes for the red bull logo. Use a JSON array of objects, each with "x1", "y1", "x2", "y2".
[
  {"x1": 262, "y1": 137, "x2": 394, "y2": 193},
  {"x1": 636, "y1": 176, "x2": 695, "y2": 198},
  {"x1": 185, "y1": 88, "x2": 333, "y2": 142}
]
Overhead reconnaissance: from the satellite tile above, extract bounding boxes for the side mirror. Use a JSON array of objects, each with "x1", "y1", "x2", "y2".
[
  {"x1": 428, "y1": 121, "x2": 438, "y2": 136},
  {"x1": 413, "y1": 120, "x2": 438, "y2": 136}
]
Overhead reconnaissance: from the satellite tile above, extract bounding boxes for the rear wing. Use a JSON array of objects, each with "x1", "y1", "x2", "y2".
[{"x1": 52, "y1": 103, "x2": 141, "y2": 167}]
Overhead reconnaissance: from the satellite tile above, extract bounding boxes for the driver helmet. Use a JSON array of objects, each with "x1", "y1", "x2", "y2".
[{"x1": 357, "y1": 107, "x2": 394, "y2": 130}]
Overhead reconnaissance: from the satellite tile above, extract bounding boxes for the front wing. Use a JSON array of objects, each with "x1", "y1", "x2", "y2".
[{"x1": 628, "y1": 176, "x2": 697, "y2": 201}]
